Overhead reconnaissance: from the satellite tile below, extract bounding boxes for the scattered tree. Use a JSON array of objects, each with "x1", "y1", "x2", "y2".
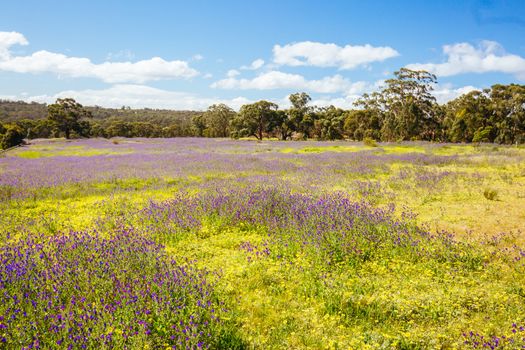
[
  {"x1": 489, "y1": 84, "x2": 525, "y2": 144},
  {"x1": 313, "y1": 106, "x2": 345, "y2": 140},
  {"x1": 287, "y1": 92, "x2": 314, "y2": 139},
  {"x1": 343, "y1": 109, "x2": 381, "y2": 141},
  {"x1": 203, "y1": 104, "x2": 236, "y2": 137},
  {"x1": 231, "y1": 101, "x2": 279, "y2": 140},
  {"x1": 47, "y1": 98, "x2": 92, "y2": 139},
  {"x1": 355, "y1": 68, "x2": 438, "y2": 141},
  {"x1": 445, "y1": 90, "x2": 492, "y2": 143}
]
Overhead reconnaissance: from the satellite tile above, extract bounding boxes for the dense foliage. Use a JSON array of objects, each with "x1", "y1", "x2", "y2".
[
  {"x1": 0, "y1": 102, "x2": 200, "y2": 147},
  {"x1": 1, "y1": 69, "x2": 524, "y2": 148},
  {"x1": 0, "y1": 124, "x2": 25, "y2": 150}
]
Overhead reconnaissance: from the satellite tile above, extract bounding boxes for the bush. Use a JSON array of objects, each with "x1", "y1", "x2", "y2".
[
  {"x1": 1, "y1": 126, "x2": 25, "y2": 150},
  {"x1": 472, "y1": 126, "x2": 493, "y2": 143},
  {"x1": 483, "y1": 188, "x2": 498, "y2": 201},
  {"x1": 363, "y1": 137, "x2": 378, "y2": 147}
]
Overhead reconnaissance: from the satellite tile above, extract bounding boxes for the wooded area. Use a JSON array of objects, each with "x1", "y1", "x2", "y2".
[{"x1": 1, "y1": 69, "x2": 524, "y2": 149}]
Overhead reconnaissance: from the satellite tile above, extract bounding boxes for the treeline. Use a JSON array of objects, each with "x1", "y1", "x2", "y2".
[
  {"x1": 1, "y1": 68, "x2": 524, "y2": 149},
  {"x1": 87, "y1": 106, "x2": 200, "y2": 137},
  {"x1": 0, "y1": 101, "x2": 200, "y2": 126},
  {"x1": 0, "y1": 101, "x2": 200, "y2": 140},
  {"x1": 221, "y1": 69, "x2": 524, "y2": 144}
]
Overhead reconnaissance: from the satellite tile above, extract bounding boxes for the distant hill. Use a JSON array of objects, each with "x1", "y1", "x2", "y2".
[
  {"x1": 0, "y1": 100, "x2": 48, "y2": 122},
  {"x1": 0, "y1": 100, "x2": 202, "y2": 127}
]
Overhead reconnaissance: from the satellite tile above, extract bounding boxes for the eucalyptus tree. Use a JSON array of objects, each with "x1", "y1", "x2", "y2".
[
  {"x1": 202, "y1": 104, "x2": 236, "y2": 137},
  {"x1": 343, "y1": 109, "x2": 381, "y2": 141},
  {"x1": 355, "y1": 68, "x2": 438, "y2": 141},
  {"x1": 444, "y1": 90, "x2": 492, "y2": 143},
  {"x1": 287, "y1": 92, "x2": 315, "y2": 138},
  {"x1": 488, "y1": 84, "x2": 525, "y2": 144},
  {"x1": 47, "y1": 98, "x2": 92, "y2": 139},
  {"x1": 272, "y1": 110, "x2": 293, "y2": 140},
  {"x1": 313, "y1": 106, "x2": 346, "y2": 140},
  {"x1": 191, "y1": 114, "x2": 207, "y2": 137},
  {"x1": 272, "y1": 92, "x2": 313, "y2": 140},
  {"x1": 230, "y1": 100, "x2": 279, "y2": 140}
]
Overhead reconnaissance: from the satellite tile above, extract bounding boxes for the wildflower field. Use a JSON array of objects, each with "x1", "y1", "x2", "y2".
[{"x1": 1, "y1": 138, "x2": 525, "y2": 349}]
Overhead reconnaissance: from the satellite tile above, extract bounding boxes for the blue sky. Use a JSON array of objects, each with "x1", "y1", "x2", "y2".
[{"x1": 0, "y1": 0, "x2": 524, "y2": 110}]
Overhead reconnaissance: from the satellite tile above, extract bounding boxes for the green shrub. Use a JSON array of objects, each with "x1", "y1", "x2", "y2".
[
  {"x1": 363, "y1": 137, "x2": 378, "y2": 147},
  {"x1": 483, "y1": 188, "x2": 498, "y2": 201},
  {"x1": 473, "y1": 126, "x2": 493, "y2": 143},
  {"x1": 1, "y1": 125, "x2": 25, "y2": 150}
]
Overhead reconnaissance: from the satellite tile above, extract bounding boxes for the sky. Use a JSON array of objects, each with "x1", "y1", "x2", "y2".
[{"x1": 0, "y1": 0, "x2": 524, "y2": 110}]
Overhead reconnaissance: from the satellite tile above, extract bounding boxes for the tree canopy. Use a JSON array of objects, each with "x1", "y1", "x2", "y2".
[
  {"x1": 47, "y1": 98, "x2": 92, "y2": 139},
  {"x1": 191, "y1": 104, "x2": 236, "y2": 138},
  {"x1": 1, "y1": 124, "x2": 25, "y2": 150},
  {"x1": 231, "y1": 101, "x2": 279, "y2": 140}
]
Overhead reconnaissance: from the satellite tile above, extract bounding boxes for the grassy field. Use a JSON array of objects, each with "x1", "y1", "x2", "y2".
[{"x1": 1, "y1": 138, "x2": 524, "y2": 349}]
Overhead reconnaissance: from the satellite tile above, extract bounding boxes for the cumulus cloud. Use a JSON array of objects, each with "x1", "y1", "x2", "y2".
[
  {"x1": 211, "y1": 70, "x2": 371, "y2": 94},
  {"x1": 0, "y1": 31, "x2": 199, "y2": 83},
  {"x1": 105, "y1": 49, "x2": 135, "y2": 61},
  {"x1": 273, "y1": 41, "x2": 399, "y2": 69},
  {"x1": 407, "y1": 41, "x2": 525, "y2": 80},
  {"x1": 240, "y1": 58, "x2": 265, "y2": 70},
  {"x1": 226, "y1": 69, "x2": 240, "y2": 77},
  {"x1": 4, "y1": 84, "x2": 254, "y2": 111},
  {"x1": 1, "y1": 80, "x2": 483, "y2": 112},
  {"x1": 432, "y1": 84, "x2": 479, "y2": 104},
  {"x1": 310, "y1": 96, "x2": 360, "y2": 110},
  {"x1": 0, "y1": 31, "x2": 28, "y2": 59}
]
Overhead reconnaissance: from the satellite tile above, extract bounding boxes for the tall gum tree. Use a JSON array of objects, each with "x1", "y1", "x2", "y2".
[
  {"x1": 231, "y1": 101, "x2": 279, "y2": 140},
  {"x1": 47, "y1": 98, "x2": 92, "y2": 139},
  {"x1": 355, "y1": 68, "x2": 438, "y2": 141}
]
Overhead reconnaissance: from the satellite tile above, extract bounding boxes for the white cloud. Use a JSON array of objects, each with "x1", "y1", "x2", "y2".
[
  {"x1": 106, "y1": 49, "x2": 135, "y2": 61},
  {"x1": 273, "y1": 41, "x2": 399, "y2": 69},
  {"x1": 0, "y1": 31, "x2": 199, "y2": 83},
  {"x1": 211, "y1": 70, "x2": 370, "y2": 94},
  {"x1": 1, "y1": 80, "x2": 481, "y2": 113},
  {"x1": 4, "y1": 84, "x2": 254, "y2": 111},
  {"x1": 192, "y1": 54, "x2": 204, "y2": 61},
  {"x1": 311, "y1": 96, "x2": 360, "y2": 110},
  {"x1": 227, "y1": 69, "x2": 240, "y2": 77},
  {"x1": 0, "y1": 31, "x2": 28, "y2": 59},
  {"x1": 432, "y1": 84, "x2": 479, "y2": 104},
  {"x1": 241, "y1": 58, "x2": 265, "y2": 70},
  {"x1": 1, "y1": 82, "x2": 479, "y2": 113},
  {"x1": 407, "y1": 41, "x2": 525, "y2": 80},
  {"x1": 310, "y1": 80, "x2": 386, "y2": 109},
  {"x1": 0, "y1": 93, "x2": 20, "y2": 101}
]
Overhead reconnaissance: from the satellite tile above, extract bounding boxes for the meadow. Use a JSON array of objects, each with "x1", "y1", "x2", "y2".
[{"x1": 1, "y1": 138, "x2": 525, "y2": 349}]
